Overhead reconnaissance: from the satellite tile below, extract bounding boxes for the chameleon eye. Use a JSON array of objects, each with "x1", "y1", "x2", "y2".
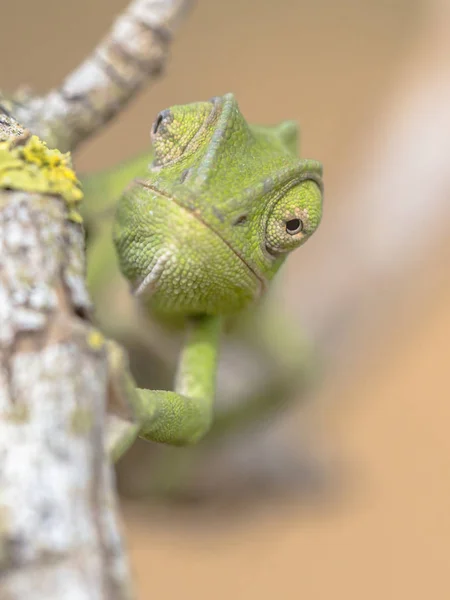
[
  {"x1": 285, "y1": 218, "x2": 303, "y2": 235},
  {"x1": 152, "y1": 110, "x2": 170, "y2": 136},
  {"x1": 150, "y1": 101, "x2": 218, "y2": 167},
  {"x1": 264, "y1": 180, "x2": 322, "y2": 257}
]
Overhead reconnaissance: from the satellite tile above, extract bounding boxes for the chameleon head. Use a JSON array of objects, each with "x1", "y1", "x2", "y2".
[{"x1": 113, "y1": 94, "x2": 323, "y2": 318}]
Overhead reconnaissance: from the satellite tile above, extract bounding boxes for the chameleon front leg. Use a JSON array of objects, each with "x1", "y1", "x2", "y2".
[
  {"x1": 123, "y1": 305, "x2": 320, "y2": 501},
  {"x1": 112, "y1": 315, "x2": 221, "y2": 461}
]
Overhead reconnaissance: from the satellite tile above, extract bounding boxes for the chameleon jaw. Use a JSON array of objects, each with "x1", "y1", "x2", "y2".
[{"x1": 132, "y1": 249, "x2": 172, "y2": 297}]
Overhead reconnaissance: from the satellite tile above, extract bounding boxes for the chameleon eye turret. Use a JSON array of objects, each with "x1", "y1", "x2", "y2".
[
  {"x1": 150, "y1": 100, "x2": 218, "y2": 167},
  {"x1": 264, "y1": 178, "x2": 322, "y2": 257}
]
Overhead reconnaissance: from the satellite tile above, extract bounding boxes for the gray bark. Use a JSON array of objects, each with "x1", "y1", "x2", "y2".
[{"x1": 0, "y1": 113, "x2": 134, "y2": 599}]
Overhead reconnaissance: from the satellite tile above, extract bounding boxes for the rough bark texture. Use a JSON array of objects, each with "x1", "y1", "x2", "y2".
[
  {"x1": 10, "y1": 0, "x2": 192, "y2": 152},
  {"x1": 0, "y1": 115, "x2": 134, "y2": 599}
]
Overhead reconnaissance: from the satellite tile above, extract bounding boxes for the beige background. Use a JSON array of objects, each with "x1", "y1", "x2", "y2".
[{"x1": 1, "y1": 1, "x2": 449, "y2": 598}]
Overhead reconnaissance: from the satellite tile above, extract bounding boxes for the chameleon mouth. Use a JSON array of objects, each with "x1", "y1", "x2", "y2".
[
  {"x1": 134, "y1": 179, "x2": 267, "y2": 299},
  {"x1": 132, "y1": 250, "x2": 172, "y2": 297}
]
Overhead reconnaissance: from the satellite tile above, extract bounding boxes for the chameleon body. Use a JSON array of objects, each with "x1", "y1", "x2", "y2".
[{"x1": 91, "y1": 93, "x2": 323, "y2": 456}]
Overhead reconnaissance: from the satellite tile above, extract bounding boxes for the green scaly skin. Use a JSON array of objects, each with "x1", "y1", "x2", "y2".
[{"x1": 85, "y1": 93, "x2": 323, "y2": 456}]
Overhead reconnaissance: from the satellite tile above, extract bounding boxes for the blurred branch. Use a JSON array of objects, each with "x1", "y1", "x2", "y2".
[
  {"x1": 295, "y1": 1, "x2": 450, "y2": 355},
  {"x1": 0, "y1": 113, "x2": 135, "y2": 598},
  {"x1": 4, "y1": 0, "x2": 193, "y2": 152}
]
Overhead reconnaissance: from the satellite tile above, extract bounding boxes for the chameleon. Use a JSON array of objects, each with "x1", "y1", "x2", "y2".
[{"x1": 83, "y1": 92, "x2": 323, "y2": 461}]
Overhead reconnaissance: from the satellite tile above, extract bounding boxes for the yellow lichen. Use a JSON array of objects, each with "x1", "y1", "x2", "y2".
[
  {"x1": 0, "y1": 135, "x2": 83, "y2": 222},
  {"x1": 87, "y1": 329, "x2": 105, "y2": 350},
  {"x1": 68, "y1": 209, "x2": 83, "y2": 224}
]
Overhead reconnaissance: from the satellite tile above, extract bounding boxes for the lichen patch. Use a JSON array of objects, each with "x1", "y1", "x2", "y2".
[{"x1": 0, "y1": 135, "x2": 83, "y2": 222}]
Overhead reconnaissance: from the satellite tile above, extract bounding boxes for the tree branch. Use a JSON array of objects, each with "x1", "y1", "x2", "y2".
[
  {"x1": 0, "y1": 112, "x2": 135, "y2": 599},
  {"x1": 9, "y1": 0, "x2": 193, "y2": 152}
]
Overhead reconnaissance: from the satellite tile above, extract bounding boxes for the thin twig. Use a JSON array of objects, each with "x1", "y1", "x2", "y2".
[{"x1": 10, "y1": 0, "x2": 193, "y2": 152}]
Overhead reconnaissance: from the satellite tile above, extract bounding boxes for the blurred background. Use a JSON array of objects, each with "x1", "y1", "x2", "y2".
[{"x1": 2, "y1": 0, "x2": 450, "y2": 598}]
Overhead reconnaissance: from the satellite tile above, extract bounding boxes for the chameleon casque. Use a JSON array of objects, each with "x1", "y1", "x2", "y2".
[{"x1": 85, "y1": 92, "x2": 323, "y2": 459}]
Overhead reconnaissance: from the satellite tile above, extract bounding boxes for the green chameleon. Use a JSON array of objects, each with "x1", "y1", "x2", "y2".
[{"x1": 83, "y1": 93, "x2": 323, "y2": 461}]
